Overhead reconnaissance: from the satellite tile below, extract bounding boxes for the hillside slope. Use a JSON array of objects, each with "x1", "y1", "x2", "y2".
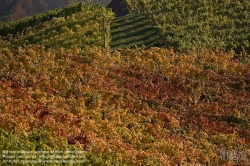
[
  {"x1": 0, "y1": 0, "x2": 111, "y2": 23},
  {"x1": 0, "y1": 46, "x2": 250, "y2": 165},
  {"x1": 126, "y1": 0, "x2": 250, "y2": 52},
  {"x1": 0, "y1": 2, "x2": 114, "y2": 50}
]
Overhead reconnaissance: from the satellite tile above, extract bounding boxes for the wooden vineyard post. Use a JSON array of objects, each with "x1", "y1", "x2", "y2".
[{"x1": 103, "y1": 13, "x2": 106, "y2": 49}]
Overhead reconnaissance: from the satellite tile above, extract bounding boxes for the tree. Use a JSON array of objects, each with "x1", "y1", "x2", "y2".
[
  {"x1": 10, "y1": 2, "x2": 27, "y2": 21},
  {"x1": 20, "y1": 0, "x2": 33, "y2": 15}
]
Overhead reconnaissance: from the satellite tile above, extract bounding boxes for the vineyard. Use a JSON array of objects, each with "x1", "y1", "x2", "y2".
[
  {"x1": 0, "y1": 0, "x2": 112, "y2": 23},
  {"x1": 0, "y1": 2, "x2": 114, "y2": 50},
  {"x1": 0, "y1": 45, "x2": 250, "y2": 165},
  {"x1": 0, "y1": 0, "x2": 250, "y2": 166},
  {"x1": 126, "y1": 0, "x2": 250, "y2": 52}
]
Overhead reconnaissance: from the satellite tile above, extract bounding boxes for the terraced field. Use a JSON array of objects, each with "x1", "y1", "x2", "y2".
[{"x1": 110, "y1": 14, "x2": 161, "y2": 49}]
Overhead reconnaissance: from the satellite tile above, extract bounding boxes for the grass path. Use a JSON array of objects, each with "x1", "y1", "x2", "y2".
[{"x1": 110, "y1": 14, "x2": 161, "y2": 49}]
